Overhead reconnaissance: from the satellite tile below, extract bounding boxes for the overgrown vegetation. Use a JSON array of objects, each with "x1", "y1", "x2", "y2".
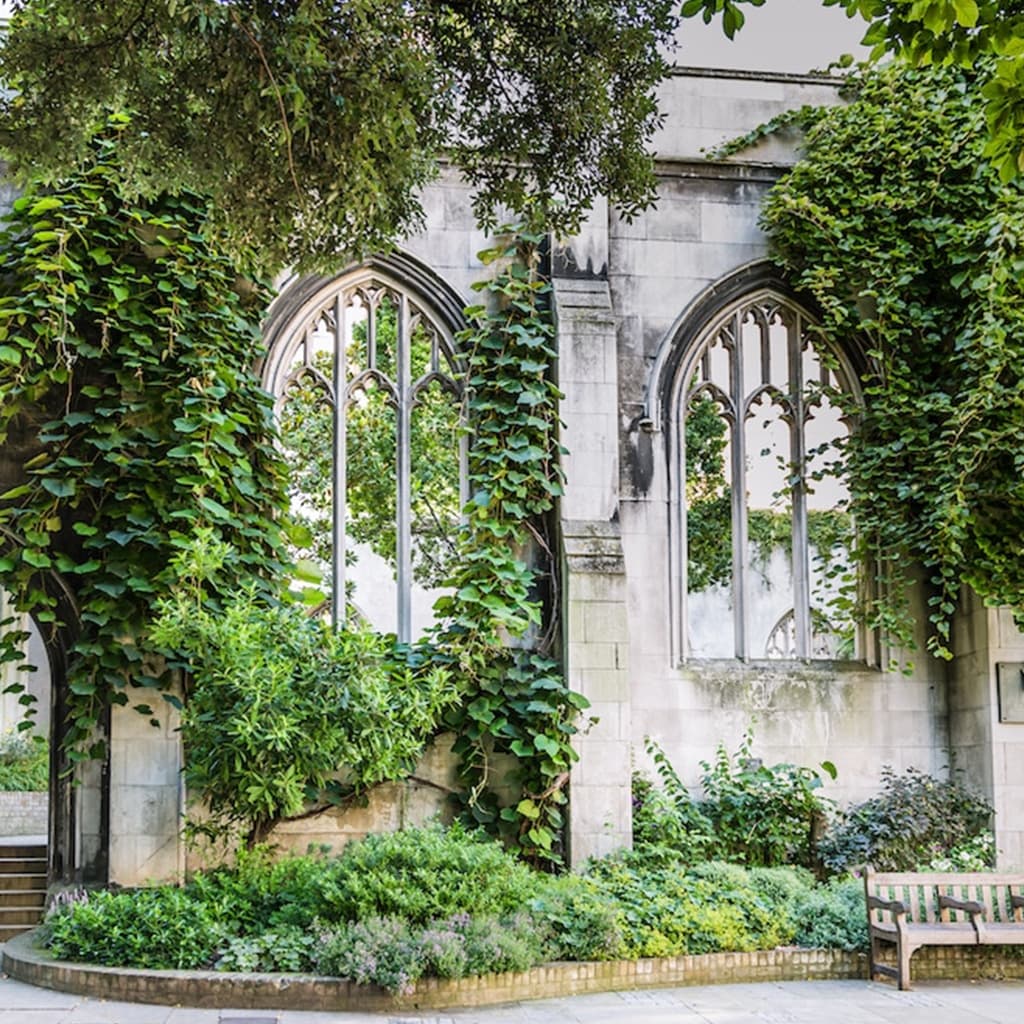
[
  {"x1": 761, "y1": 61, "x2": 1024, "y2": 656},
  {"x1": 149, "y1": 535, "x2": 459, "y2": 847},
  {"x1": 42, "y1": 821, "x2": 865, "y2": 991},
  {"x1": 635, "y1": 733, "x2": 835, "y2": 870},
  {"x1": 437, "y1": 226, "x2": 589, "y2": 865},
  {"x1": 817, "y1": 765, "x2": 994, "y2": 874},
  {"x1": 0, "y1": 128, "x2": 290, "y2": 759}
]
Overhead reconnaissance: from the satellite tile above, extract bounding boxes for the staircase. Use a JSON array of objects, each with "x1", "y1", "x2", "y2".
[{"x1": 0, "y1": 840, "x2": 47, "y2": 941}]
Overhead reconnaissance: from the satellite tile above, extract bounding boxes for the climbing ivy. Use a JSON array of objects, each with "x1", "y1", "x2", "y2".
[
  {"x1": 0, "y1": 126, "x2": 290, "y2": 755},
  {"x1": 438, "y1": 225, "x2": 590, "y2": 866},
  {"x1": 760, "y1": 60, "x2": 1024, "y2": 657}
]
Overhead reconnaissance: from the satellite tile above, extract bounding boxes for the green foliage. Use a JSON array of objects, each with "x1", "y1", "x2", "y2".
[
  {"x1": 150, "y1": 537, "x2": 458, "y2": 846},
  {"x1": 41, "y1": 823, "x2": 878, "y2": 979},
  {"x1": 214, "y1": 925, "x2": 319, "y2": 973},
  {"x1": 824, "y1": 0, "x2": 1024, "y2": 181},
  {"x1": 316, "y1": 911, "x2": 545, "y2": 994},
  {"x1": 580, "y1": 852, "x2": 802, "y2": 957},
  {"x1": 0, "y1": 130, "x2": 289, "y2": 755},
  {"x1": 184, "y1": 844, "x2": 336, "y2": 933},
  {"x1": 762, "y1": 62, "x2": 1024, "y2": 657},
  {"x1": 789, "y1": 875, "x2": 868, "y2": 952},
  {"x1": 319, "y1": 822, "x2": 538, "y2": 925},
  {"x1": 438, "y1": 225, "x2": 589, "y2": 866},
  {"x1": 0, "y1": 1, "x2": 680, "y2": 272},
  {"x1": 817, "y1": 765, "x2": 994, "y2": 873},
  {"x1": 528, "y1": 874, "x2": 626, "y2": 961},
  {"x1": 639, "y1": 734, "x2": 835, "y2": 869},
  {"x1": 0, "y1": 730, "x2": 48, "y2": 791},
  {"x1": 46, "y1": 888, "x2": 221, "y2": 969}
]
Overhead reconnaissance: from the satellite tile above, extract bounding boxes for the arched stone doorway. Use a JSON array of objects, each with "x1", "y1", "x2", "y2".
[{"x1": 0, "y1": 526, "x2": 108, "y2": 887}]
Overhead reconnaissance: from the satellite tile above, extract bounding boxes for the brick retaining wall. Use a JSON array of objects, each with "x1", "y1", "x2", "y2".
[{"x1": 3, "y1": 932, "x2": 1024, "y2": 1012}]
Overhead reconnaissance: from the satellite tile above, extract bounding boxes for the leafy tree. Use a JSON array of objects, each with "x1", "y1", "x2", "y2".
[
  {"x1": 824, "y1": 0, "x2": 1024, "y2": 180},
  {"x1": 0, "y1": 0, "x2": 680, "y2": 272},
  {"x1": 150, "y1": 532, "x2": 459, "y2": 847},
  {"x1": 761, "y1": 60, "x2": 1024, "y2": 656}
]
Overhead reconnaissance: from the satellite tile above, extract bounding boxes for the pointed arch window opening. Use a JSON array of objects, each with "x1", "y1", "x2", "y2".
[
  {"x1": 675, "y1": 293, "x2": 859, "y2": 662},
  {"x1": 267, "y1": 275, "x2": 467, "y2": 643}
]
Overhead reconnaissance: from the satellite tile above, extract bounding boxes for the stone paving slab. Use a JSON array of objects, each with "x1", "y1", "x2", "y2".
[{"x1": 3, "y1": 975, "x2": 1024, "y2": 1024}]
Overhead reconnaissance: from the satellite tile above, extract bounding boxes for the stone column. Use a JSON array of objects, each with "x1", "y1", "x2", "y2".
[
  {"x1": 553, "y1": 219, "x2": 633, "y2": 866},
  {"x1": 950, "y1": 590, "x2": 1024, "y2": 868}
]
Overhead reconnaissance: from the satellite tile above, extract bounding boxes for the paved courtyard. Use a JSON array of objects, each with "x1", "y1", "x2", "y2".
[{"x1": 1, "y1": 975, "x2": 1023, "y2": 1024}]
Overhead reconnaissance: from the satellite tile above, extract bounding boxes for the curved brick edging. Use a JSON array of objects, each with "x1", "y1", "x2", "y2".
[
  {"x1": 1, "y1": 931, "x2": 867, "y2": 1011},
  {"x1": 3, "y1": 931, "x2": 1024, "y2": 1012}
]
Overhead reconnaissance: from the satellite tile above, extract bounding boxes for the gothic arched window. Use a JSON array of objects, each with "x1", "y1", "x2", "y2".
[
  {"x1": 262, "y1": 266, "x2": 466, "y2": 642},
  {"x1": 671, "y1": 290, "x2": 859, "y2": 661}
]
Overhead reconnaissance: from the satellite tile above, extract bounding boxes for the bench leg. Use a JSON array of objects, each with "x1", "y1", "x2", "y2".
[{"x1": 897, "y1": 937, "x2": 913, "y2": 991}]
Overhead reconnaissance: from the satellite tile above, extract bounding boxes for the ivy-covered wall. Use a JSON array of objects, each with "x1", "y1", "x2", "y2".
[{"x1": 5, "y1": 58, "x2": 1022, "y2": 879}]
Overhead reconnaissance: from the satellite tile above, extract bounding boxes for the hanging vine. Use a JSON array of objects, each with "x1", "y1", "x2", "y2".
[
  {"x1": 438, "y1": 223, "x2": 590, "y2": 867},
  {"x1": 0, "y1": 126, "x2": 290, "y2": 756},
  {"x1": 759, "y1": 60, "x2": 1024, "y2": 657}
]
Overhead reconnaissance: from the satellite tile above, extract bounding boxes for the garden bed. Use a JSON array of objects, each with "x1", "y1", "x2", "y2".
[{"x1": 1, "y1": 930, "x2": 869, "y2": 1010}]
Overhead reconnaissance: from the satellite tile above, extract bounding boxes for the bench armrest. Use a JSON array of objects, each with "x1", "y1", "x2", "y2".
[
  {"x1": 1010, "y1": 894, "x2": 1024, "y2": 910},
  {"x1": 867, "y1": 895, "x2": 907, "y2": 916},
  {"x1": 937, "y1": 894, "x2": 985, "y2": 918}
]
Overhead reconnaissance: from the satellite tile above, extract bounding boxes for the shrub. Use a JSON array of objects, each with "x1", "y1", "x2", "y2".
[
  {"x1": 187, "y1": 845, "x2": 331, "y2": 933},
  {"x1": 817, "y1": 766, "x2": 993, "y2": 873},
  {"x1": 46, "y1": 888, "x2": 221, "y2": 969},
  {"x1": 315, "y1": 912, "x2": 546, "y2": 993},
  {"x1": 214, "y1": 925, "x2": 320, "y2": 973},
  {"x1": 320, "y1": 822, "x2": 537, "y2": 925},
  {"x1": 638, "y1": 734, "x2": 834, "y2": 869},
  {"x1": 579, "y1": 853, "x2": 802, "y2": 957},
  {"x1": 0, "y1": 731, "x2": 48, "y2": 791},
  {"x1": 790, "y1": 876, "x2": 868, "y2": 952},
  {"x1": 529, "y1": 874, "x2": 625, "y2": 961},
  {"x1": 698, "y1": 732, "x2": 833, "y2": 869}
]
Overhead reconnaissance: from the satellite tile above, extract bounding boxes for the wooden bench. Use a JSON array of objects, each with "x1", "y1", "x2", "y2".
[{"x1": 864, "y1": 868, "x2": 1024, "y2": 990}]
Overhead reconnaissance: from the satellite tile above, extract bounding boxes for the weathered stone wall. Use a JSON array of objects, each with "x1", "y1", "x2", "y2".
[
  {"x1": 592, "y1": 69, "x2": 949, "y2": 820},
  {"x1": 0, "y1": 790, "x2": 46, "y2": 836}
]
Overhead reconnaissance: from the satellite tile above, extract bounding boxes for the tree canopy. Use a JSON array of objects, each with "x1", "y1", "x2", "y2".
[
  {"x1": 2, "y1": 2, "x2": 1022, "y2": 271},
  {"x1": 0, "y1": 1, "x2": 679, "y2": 271}
]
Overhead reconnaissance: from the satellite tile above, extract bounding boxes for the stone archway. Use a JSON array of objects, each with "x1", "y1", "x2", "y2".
[{"x1": 0, "y1": 528, "x2": 108, "y2": 887}]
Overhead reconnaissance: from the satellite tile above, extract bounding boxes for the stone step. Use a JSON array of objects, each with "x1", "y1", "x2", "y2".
[
  {"x1": 0, "y1": 888, "x2": 45, "y2": 908},
  {"x1": 0, "y1": 872, "x2": 46, "y2": 891},
  {"x1": 0, "y1": 859, "x2": 47, "y2": 878},
  {"x1": 0, "y1": 844, "x2": 46, "y2": 861},
  {"x1": 0, "y1": 924, "x2": 36, "y2": 941},
  {"x1": 0, "y1": 906, "x2": 44, "y2": 926}
]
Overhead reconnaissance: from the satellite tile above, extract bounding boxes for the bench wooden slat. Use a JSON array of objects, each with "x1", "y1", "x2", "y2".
[{"x1": 864, "y1": 868, "x2": 1024, "y2": 991}]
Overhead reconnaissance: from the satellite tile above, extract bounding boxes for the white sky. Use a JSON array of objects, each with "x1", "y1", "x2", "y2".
[
  {"x1": 674, "y1": 0, "x2": 871, "y2": 74},
  {"x1": 0, "y1": 1, "x2": 872, "y2": 75}
]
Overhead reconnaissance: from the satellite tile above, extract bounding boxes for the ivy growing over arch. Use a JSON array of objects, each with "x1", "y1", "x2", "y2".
[
  {"x1": 0, "y1": 127, "x2": 291, "y2": 756},
  {"x1": 760, "y1": 60, "x2": 1024, "y2": 657}
]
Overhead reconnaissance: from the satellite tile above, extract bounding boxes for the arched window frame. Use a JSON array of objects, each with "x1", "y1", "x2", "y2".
[
  {"x1": 647, "y1": 265, "x2": 867, "y2": 665},
  {"x1": 261, "y1": 256, "x2": 468, "y2": 642}
]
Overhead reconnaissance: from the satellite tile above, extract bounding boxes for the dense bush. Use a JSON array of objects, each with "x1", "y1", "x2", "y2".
[
  {"x1": 44, "y1": 824, "x2": 874, "y2": 986},
  {"x1": 46, "y1": 889, "x2": 221, "y2": 969},
  {"x1": 320, "y1": 823, "x2": 538, "y2": 924},
  {"x1": 636, "y1": 734, "x2": 833, "y2": 869},
  {"x1": 789, "y1": 877, "x2": 868, "y2": 952},
  {"x1": 0, "y1": 731, "x2": 47, "y2": 791},
  {"x1": 578, "y1": 852, "x2": 808, "y2": 958},
  {"x1": 817, "y1": 766, "x2": 994, "y2": 873}
]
